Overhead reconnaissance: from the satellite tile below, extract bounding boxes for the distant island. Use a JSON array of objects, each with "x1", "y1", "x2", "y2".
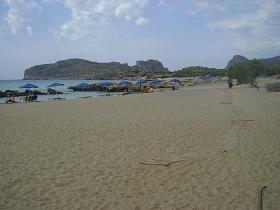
[{"x1": 23, "y1": 55, "x2": 280, "y2": 80}]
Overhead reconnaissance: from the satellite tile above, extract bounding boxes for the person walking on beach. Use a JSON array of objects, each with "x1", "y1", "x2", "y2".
[
  {"x1": 253, "y1": 80, "x2": 260, "y2": 92},
  {"x1": 227, "y1": 78, "x2": 233, "y2": 89}
]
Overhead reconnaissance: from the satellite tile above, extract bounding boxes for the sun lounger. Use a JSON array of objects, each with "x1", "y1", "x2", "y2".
[
  {"x1": 99, "y1": 93, "x2": 112, "y2": 97},
  {"x1": 49, "y1": 97, "x2": 66, "y2": 101}
]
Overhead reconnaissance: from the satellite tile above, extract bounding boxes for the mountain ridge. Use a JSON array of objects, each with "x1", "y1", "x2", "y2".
[{"x1": 23, "y1": 55, "x2": 280, "y2": 80}]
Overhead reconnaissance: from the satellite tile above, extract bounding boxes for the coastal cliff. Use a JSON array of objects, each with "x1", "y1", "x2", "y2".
[{"x1": 24, "y1": 58, "x2": 169, "y2": 80}]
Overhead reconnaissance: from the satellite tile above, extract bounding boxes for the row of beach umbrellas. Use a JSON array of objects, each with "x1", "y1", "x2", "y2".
[
  {"x1": 19, "y1": 82, "x2": 64, "y2": 89},
  {"x1": 19, "y1": 79, "x2": 178, "y2": 94}
]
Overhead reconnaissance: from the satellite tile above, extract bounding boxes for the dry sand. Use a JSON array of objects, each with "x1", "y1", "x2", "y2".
[{"x1": 0, "y1": 84, "x2": 279, "y2": 210}]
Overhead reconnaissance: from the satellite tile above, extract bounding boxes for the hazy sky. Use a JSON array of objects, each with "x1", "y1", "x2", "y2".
[{"x1": 1, "y1": 0, "x2": 280, "y2": 79}]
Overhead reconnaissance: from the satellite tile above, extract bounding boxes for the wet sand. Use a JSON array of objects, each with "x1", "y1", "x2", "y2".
[{"x1": 0, "y1": 84, "x2": 280, "y2": 209}]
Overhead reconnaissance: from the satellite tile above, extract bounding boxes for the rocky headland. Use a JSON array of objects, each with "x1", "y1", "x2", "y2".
[{"x1": 24, "y1": 59, "x2": 169, "y2": 80}]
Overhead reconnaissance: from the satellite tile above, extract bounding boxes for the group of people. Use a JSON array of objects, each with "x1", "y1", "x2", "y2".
[
  {"x1": 24, "y1": 94, "x2": 38, "y2": 102},
  {"x1": 5, "y1": 94, "x2": 38, "y2": 103},
  {"x1": 5, "y1": 95, "x2": 16, "y2": 103}
]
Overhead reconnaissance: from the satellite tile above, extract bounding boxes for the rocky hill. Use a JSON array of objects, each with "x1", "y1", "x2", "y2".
[
  {"x1": 226, "y1": 55, "x2": 249, "y2": 68},
  {"x1": 226, "y1": 55, "x2": 280, "y2": 68},
  {"x1": 24, "y1": 58, "x2": 169, "y2": 80},
  {"x1": 133, "y1": 60, "x2": 168, "y2": 72}
]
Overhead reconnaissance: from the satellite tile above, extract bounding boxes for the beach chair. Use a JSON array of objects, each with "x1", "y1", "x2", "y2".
[{"x1": 49, "y1": 97, "x2": 65, "y2": 101}]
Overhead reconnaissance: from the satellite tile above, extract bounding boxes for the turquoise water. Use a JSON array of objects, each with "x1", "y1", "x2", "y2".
[{"x1": 0, "y1": 80, "x2": 122, "y2": 103}]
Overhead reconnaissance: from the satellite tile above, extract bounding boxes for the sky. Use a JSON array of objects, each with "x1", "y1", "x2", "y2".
[{"x1": 0, "y1": 0, "x2": 280, "y2": 79}]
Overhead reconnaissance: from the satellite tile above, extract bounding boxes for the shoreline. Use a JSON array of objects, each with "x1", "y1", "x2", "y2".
[{"x1": 0, "y1": 81, "x2": 229, "y2": 104}]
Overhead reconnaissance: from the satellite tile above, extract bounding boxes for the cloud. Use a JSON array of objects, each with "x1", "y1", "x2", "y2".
[
  {"x1": 42, "y1": 0, "x2": 60, "y2": 2},
  {"x1": 51, "y1": 0, "x2": 149, "y2": 40},
  {"x1": 157, "y1": 0, "x2": 167, "y2": 7},
  {"x1": 207, "y1": 0, "x2": 280, "y2": 51},
  {"x1": 26, "y1": 25, "x2": 32, "y2": 36},
  {"x1": 2, "y1": 0, "x2": 149, "y2": 39},
  {"x1": 3, "y1": 0, "x2": 41, "y2": 34},
  {"x1": 135, "y1": 16, "x2": 148, "y2": 26},
  {"x1": 187, "y1": 0, "x2": 224, "y2": 15}
]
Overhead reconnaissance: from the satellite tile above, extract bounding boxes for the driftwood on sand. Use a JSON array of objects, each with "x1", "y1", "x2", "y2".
[
  {"x1": 220, "y1": 102, "x2": 233, "y2": 104},
  {"x1": 140, "y1": 150, "x2": 228, "y2": 167},
  {"x1": 139, "y1": 159, "x2": 187, "y2": 167}
]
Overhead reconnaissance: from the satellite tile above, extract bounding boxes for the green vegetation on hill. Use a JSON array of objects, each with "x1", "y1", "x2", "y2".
[
  {"x1": 228, "y1": 59, "x2": 280, "y2": 85},
  {"x1": 174, "y1": 66, "x2": 226, "y2": 77},
  {"x1": 226, "y1": 55, "x2": 280, "y2": 85},
  {"x1": 266, "y1": 64, "x2": 280, "y2": 76},
  {"x1": 174, "y1": 58, "x2": 280, "y2": 85}
]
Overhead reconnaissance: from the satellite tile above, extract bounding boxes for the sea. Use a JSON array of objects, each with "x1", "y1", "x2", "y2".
[{"x1": 0, "y1": 80, "x2": 123, "y2": 103}]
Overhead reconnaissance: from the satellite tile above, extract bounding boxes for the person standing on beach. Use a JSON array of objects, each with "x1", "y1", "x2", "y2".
[
  {"x1": 12, "y1": 95, "x2": 16, "y2": 103},
  {"x1": 227, "y1": 78, "x2": 233, "y2": 89}
]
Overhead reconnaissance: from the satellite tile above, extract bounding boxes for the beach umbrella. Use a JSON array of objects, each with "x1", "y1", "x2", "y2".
[
  {"x1": 20, "y1": 83, "x2": 38, "y2": 89},
  {"x1": 99, "y1": 81, "x2": 113, "y2": 92},
  {"x1": 20, "y1": 83, "x2": 38, "y2": 93},
  {"x1": 20, "y1": 83, "x2": 38, "y2": 99},
  {"x1": 100, "y1": 81, "x2": 113, "y2": 87},
  {"x1": 150, "y1": 79, "x2": 162, "y2": 84},
  {"x1": 48, "y1": 82, "x2": 64, "y2": 87},
  {"x1": 118, "y1": 81, "x2": 132, "y2": 94},
  {"x1": 77, "y1": 83, "x2": 90, "y2": 92},
  {"x1": 119, "y1": 80, "x2": 131, "y2": 85},
  {"x1": 78, "y1": 83, "x2": 90, "y2": 89},
  {"x1": 48, "y1": 82, "x2": 64, "y2": 95},
  {"x1": 135, "y1": 80, "x2": 146, "y2": 84},
  {"x1": 169, "y1": 79, "x2": 180, "y2": 83},
  {"x1": 135, "y1": 80, "x2": 146, "y2": 92},
  {"x1": 149, "y1": 80, "x2": 163, "y2": 91}
]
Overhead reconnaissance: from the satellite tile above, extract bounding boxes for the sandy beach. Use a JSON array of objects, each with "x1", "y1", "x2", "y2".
[{"x1": 0, "y1": 84, "x2": 279, "y2": 210}]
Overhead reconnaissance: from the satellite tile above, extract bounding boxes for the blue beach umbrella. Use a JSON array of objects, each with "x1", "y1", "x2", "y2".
[
  {"x1": 119, "y1": 80, "x2": 131, "y2": 85},
  {"x1": 150, "y1": 79, "x2": 163, "y2": 84},
  {"x1": 20, "y1": 83, "x2": 38, "y2": 89},
  {"x1": 98, "y1": 81, "x2": 113, "y2": 92},
  {"x1": 77, "y1": 83, "x2": 90, "y2": 92},
  {"x1": 135, "y1": 80, "x2": 146, "y2": 92},
  {"x1": 169, "y1": 79, "x2": 180, "y2": 83},
  {"x1": 48, "y1": 82, "x2": 64, "y2": 87},
  {"x1": 48, "y1": 82, "x2": 64, "y2": 95},
  {"x1": 99, "y1": 81, "x2": 113, "y2": 87},
  {"x1": 78, "y1": 83, "x2": 90, "y2": 89},
  {"x1": 135, "y1": 80, "x2": 146, "y2": 84},
  {"x1": 20, "y1": 83, "x2": 38, "y2": 97}
]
